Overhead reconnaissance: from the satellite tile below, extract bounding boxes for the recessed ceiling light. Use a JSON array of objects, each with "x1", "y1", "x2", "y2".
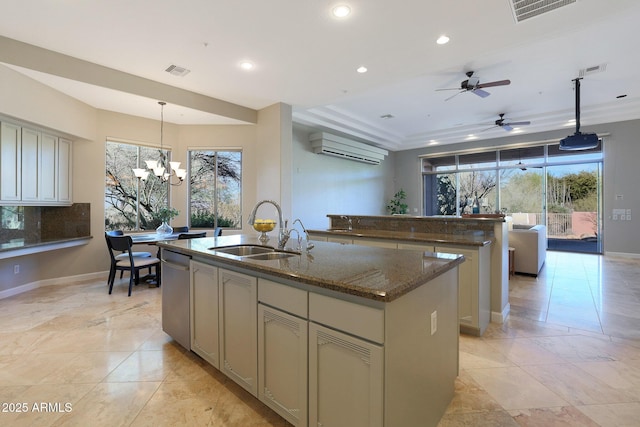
[
  {"x1": 429, "y1": 140, "x2": 439, "y2": 145},
  {"x1": 239, "y1": 61, "x2": 254, "y2": 71},
  {"x1": 466, "y1": 134, "x2": 478, "y2": 140},
  {"x1": 356, "y1": 65, "x2": 368, "y2": 73},
  {"x1": 436, "y1": 35, "x2": 450, "y2": 45},
  {"x1": 332, "y1": 5, "x2": 351, "y2": 18}
]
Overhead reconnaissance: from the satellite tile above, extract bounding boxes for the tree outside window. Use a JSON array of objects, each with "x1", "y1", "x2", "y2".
[
  {"x1": 105, "y1": 141, "x2": 169, "y2": 231},
  {"x1": 189, "y1": 150, "x2": 242, "y2": 229}
]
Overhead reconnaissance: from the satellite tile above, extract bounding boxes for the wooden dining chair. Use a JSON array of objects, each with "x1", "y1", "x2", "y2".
[
  {"x1": 105, "y1": 231, "x2": 152, "y2": 285},
  {"x1": 178, "y1": 232, "x2": 207, "y2": 239},
  {"x1": 106, "y1": 235, "x2": 161, "y2": 296}
]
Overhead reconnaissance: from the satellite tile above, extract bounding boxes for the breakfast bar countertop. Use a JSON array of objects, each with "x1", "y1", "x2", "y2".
[
  {"x1": 308, "y1": 228, "x2": 494, "y2": 247},
  {"x1": 157, "y1": 234, "x2": 463, "y2": 303}
]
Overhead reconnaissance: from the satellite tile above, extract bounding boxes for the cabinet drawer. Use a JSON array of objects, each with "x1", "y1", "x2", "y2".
[
  {"x1": 309, "y1": 293, "x2": 384, "y2": 344},
  {"x1": 258, "y1": 278, "x2": 308, "y2": 318}
]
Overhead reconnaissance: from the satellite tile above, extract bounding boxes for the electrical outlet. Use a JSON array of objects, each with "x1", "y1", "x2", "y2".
[
  {"x1": 430, "y1": 310, "x2": 437, "y2": 335},
  {"x1": 14, "y1": 264, "x2": 19, "y2": 274}
]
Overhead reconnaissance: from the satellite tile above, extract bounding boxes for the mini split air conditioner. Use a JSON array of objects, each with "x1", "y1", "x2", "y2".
[{"x1": 309, "y1": 132, "x2": 388, "y2": 165}]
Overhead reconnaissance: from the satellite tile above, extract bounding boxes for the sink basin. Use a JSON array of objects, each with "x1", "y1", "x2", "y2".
[
  {"x1": 248, "y1": 252, "x2": 297, "y2": 260},
  {"x1": 211, "y1": 245, "x2": 274, "y2": 256},
  {"x1": 210, "y1": 244, "x2": 299, "y2": 260}
]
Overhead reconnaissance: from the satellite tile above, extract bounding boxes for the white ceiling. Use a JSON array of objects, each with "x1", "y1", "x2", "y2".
[{"x1": 1, "y1": 0, "x2": 638, "y2": 151}]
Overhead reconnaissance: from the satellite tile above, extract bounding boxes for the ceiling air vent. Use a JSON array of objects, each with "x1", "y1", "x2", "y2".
[
  {"x1": 509, "y1": 0, "x2": 576, "y2": 23},
  {"x1": 309, "y1": 132, "x2": 388, "y2": 165},
  {"x1": 579, "y1": 63, "x2": 607, "y2": 77},
  {"x1": 165, "y1": 64, "x2": 191, "y2": 77}
]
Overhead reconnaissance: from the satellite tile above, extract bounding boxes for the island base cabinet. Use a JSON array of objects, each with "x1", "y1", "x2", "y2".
[
  {"x1": 258, "y1": 304, "x2": 308, "y2": 427},
  {"x1": 219, "y1": 269, "x2": 258, "y2": 396},
  {"x1": 308, "y1": 322, "x2": 383, "y2": 427},
  {"x1": 190, "y1": 261, "x2": 220, "y2": 369},
  {"x1": 435, "y1": 245, "x2": 490, "y2": 336}
]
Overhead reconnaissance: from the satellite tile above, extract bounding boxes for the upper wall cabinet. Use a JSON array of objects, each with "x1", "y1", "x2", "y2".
[{"x1": 0, "y1": 121, "x2": 73, "y2": 206}]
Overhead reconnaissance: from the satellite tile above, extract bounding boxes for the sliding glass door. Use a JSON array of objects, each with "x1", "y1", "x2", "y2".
[{"x1": 546, "y1": 162, "x2": 602, "y2": 254}]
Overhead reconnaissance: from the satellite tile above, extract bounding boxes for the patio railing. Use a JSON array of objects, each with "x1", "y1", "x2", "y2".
[{"x1": 510, "y1": 212, "x2": 597, "y2": 238}]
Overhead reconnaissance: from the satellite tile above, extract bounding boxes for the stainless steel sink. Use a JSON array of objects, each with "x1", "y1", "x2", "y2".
[
  {"x1": 211, "y1": 245, "x2": 274, "y2": 256},
  {"x1": 247, "y1": 252, "x2": 297, "y2": 260},
  {"x1": 210, "y1": 244, "x2": 298, "y2": 260}
]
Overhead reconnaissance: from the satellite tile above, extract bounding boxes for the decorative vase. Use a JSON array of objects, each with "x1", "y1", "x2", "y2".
[{"x1": 156, "y1": 221, "x2": 173, "y2": 235}]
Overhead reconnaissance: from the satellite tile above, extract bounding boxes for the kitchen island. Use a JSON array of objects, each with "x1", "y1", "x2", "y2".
[{"x1": 158, "y1": 234, "x2": 463, "y2": 427}]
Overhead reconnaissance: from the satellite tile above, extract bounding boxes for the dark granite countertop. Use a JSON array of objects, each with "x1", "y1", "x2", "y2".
[
  {"x1": 308, "y1": 228, "x2": 493, "y2": 247},
  {"x1": 158, "y1": 234, "x2": 463, "y2": 303}
]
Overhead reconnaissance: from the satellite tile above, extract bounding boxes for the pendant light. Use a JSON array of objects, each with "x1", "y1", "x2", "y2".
[{"x1": 133, "y1": 101, "x2": 187, "y2": 185}]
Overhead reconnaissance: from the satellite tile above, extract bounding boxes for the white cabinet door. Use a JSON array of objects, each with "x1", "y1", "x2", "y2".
[
  {"x1": 57, "y1": 138, "x2": 72, "y2": 204},
  {"x1": 20, "y1": 128, "x2": 39, "y2": 201},
  {"x1": 0, "y1": 122, "x2": 21, "y2": 201},
  {"x1": 258, "y1": 304, "x2": 307, "y2": 427},
  {"x1": 190, "y1": 260, "x2": 220, "y2": 369},
  {"x1": 435, "y1": 245, "x2": 490, "y2": 336},
  {"x1": 309, "y1": 322, "x2": 383, "y2": 427},
  {"x1": 219, "y1": 268, "x2": 258, "y2": 396},
  {"x1": 39, "y1": 133, "x2": 58, "y2": 202},
  {"x1": 436, "y1": 246, "x2": 475, "y2": 328}
]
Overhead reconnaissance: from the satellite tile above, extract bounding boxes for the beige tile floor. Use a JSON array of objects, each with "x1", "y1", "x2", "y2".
[{"x1": 0, "y1": 251, "x2": 638, "y2": 426}]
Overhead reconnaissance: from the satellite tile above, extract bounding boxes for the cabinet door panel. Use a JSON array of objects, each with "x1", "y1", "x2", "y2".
[
  {"x1": 309, "y1": 322, "x2": 383, "y2": 427},
  {"x1": 220, "y1": 269, "x2": 258, "y2": 396},
  {"x1": 21, "y1": 128, "x2": 39, "y2": 201},
  {"x1": 258, "y1": 305, "x2": 307, "y2": 426},
  {"x1": 190, "y1": 261, "x2": 219, "y2": 368},
  {"x1": 57, "y1": 138, "x2": 72, "y2": 203},
  {"x1": 40, "y1": 133, "x2": 58, "y2": 202},
  {"x1": 1, "y1": 122, "x2": 21, "y2": 201}
]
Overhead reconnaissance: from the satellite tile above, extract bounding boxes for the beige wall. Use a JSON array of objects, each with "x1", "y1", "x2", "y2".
[{"x1": 0, "y1": 65, "x2": 290, "y2": 292}]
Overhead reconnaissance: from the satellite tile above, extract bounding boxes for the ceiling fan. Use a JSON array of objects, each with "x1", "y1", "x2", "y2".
[
  {"x1": 437, "y1": 71, "x2": 511, "y2": 101},
  {"x1": 486, "y1": 113, "x2": 531, "y2": 132},
  {"x1": 514, "y1": 148, "x2": 542, "y2": 171}
]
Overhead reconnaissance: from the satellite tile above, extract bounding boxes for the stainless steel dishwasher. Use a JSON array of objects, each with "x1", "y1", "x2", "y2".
[{"x1": 161, "y1": 248, "x2": 191, "y2": 350}]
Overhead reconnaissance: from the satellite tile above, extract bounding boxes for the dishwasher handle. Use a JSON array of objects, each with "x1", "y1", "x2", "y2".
[{"x1": 161, "y1": 259, "x2": 190, "y2": 271}]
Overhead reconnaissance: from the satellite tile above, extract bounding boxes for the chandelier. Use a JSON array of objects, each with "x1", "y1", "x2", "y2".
[{"x1": 133, "y1": 101, "x2": 187, "y2": 185}]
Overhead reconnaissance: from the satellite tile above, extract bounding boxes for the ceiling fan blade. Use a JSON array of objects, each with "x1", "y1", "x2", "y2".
[
  {"x1": 505, "y1": 121, "x2": 531, "y2": 126},
  {"x1": 435, "y1": 88, "x2": 462, "y2": 91},
  {"x1": 502, "y1": 124, "x2": 513, "y2": 131},
  {"x1": 476, "y1": 79, "x2": 511, "y2": 89},
  {"x1": 482, "y1": 125, "x2": 499, "y2": 132},
  {"x1": 472, "y1": 89, "x2": 490, "y2": 98},
  {"x1": 444, "y1": 91, "x2": 464, "y2": 101}
]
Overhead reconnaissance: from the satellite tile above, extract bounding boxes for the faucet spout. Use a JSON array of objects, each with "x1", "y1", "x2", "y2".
[
  {"x1": 248, "y1": 200, "x2": 288, "y2": 248},
  {"x1": 340, "y1": 215, "x2": 353, "y2": 231},
  {"x1": 292, "y1": 218, "x2": 314, "y2": 251}
]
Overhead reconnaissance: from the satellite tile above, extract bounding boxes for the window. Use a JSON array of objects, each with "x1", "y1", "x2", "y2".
[
  {"x1": 421, "y1": 142, "x2": 603, "y2": 217},
  {"x1": 188, "y1": 150, "x2": 242, "y2": 229},
  {"x1": 105, "y1": 140, "x2": 169, "y2": 231}
]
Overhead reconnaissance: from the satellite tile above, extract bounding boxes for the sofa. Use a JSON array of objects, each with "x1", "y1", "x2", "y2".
[{"x1": 508, "y1": 224, "x2": 547, "y2": 276}]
